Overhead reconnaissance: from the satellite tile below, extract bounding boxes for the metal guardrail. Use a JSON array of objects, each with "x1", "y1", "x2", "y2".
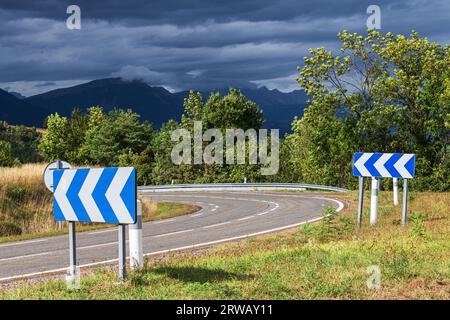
[{"x1": 138, "y1": 183, "x2": 349, "y2": 193}]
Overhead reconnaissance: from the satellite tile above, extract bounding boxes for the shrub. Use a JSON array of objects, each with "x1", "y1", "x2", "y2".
[
  {"x1": 409, "y1": 212, "x2": 428, "y2": 239},
  {"x1": 0, "y1": 222, "x2": 22, "y2": 236},
  {"x1": 0, "y1": 141, "x2": 19, "y2": 167},
  {"x1": 298, "y1": 206, "x2": 354, "y2": 243}
]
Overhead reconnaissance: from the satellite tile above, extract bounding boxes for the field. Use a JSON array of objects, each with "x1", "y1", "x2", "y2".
[
  {"x1": 1, "y1": 190, "x2": 448, "y2": 299},
  {"x1": 0, "y1": 164, "x2": 196, "y2": 243}
]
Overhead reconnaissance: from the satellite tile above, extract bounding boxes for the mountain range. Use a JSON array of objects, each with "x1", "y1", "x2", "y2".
[{"x1": 0, "y1": 78, "x2": 308, "y2": 133}]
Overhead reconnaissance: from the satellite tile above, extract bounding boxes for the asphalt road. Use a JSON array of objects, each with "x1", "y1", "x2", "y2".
[{"x1": 0, "y1": 191, "x2": 344, "y2": 281}]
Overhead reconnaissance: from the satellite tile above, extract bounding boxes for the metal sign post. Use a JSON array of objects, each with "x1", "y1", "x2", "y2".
[
  {"x1": 118, "y1": 224, "x2": 126, "y2": 281},
  {"x1": 353, "y1": 153, "x2": 415, "y2": 226},
  {"x1": 402, "y1": 179, "x2": 408, "y2": 225},
  {"x1": 357, "y1": 176, "x2": 364, "y2": 227}
]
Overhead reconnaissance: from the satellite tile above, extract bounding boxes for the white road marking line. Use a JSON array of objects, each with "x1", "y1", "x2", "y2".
[
  {"x1": 202, "y1": 221, "x2": 230, "y2": 229},
  {"x1": 154, "y1": 218, "x2": 176, "y2": 224},
  {"x1": 79, "y1": 242, "x2": 117, "y2": 250},
  {"x1": 0, "y1": 239, "x2": 48, "y2": 248},
  {"x1": 153, "y1": 229, "x2": 194, "y2": 238},
  {"x1": 238, "y1": 215, "x2": 255, "y2": 221},
  {"x1": 88, "y1": 229, "x2": 116, "y2": 235},
  {"x1": 190, "y1": 213, "x2": 203, "y2": 217},
  {"x1": 0, "y1": 252, "x2": 50, "y2": 262}
]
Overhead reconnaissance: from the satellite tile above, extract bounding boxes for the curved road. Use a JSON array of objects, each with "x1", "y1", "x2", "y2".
[{"x1": 0, "y1": 191, "x2": 344, "y2": 281}]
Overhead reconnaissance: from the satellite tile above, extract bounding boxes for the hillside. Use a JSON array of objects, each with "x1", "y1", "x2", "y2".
[{"x1": 0, "y1": 89, "x2": 48, "y2": 127}]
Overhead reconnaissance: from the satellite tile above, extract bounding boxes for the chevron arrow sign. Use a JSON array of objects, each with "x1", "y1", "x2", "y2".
[
  {"x1": 53, "y1": 167, "x2": 136, "y2": 224},
  {"x1": 353, "y1": 153, "x2": 416, "y2": 178}
]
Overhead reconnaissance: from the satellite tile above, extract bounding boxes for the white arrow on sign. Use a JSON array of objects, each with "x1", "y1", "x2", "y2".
[
  {"x1": 54, "y1": 170, "x2": 78, "y2": 221},
  {"x1": 394, "y1": 154, "x2": 414, "y2": 179},
  {"x1": 79, "y1": 168, "x2": 105, "y2": 223},
  {"x1": 373, "y1": 153, "x2": 392, "y2": 177},
  {"x1": 105, "y1": 167, "x2": 134, "y2": 223},
  {"x1": 354, "y1": 153, "x2": 373, "y2": 177}
]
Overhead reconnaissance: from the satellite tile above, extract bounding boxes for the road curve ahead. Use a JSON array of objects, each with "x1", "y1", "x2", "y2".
[{"x1": 0, "y1": 191, "x2": 344, "y2": 281}]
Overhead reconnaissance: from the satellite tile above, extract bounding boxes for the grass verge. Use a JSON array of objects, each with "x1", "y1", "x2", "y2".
[{"x1": 1, "y1": 191, "x2": 448, "y2": 299}]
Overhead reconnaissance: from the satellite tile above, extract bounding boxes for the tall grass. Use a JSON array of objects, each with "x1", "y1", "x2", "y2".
[{"x1": 0, "y1": 164, "x2": 53, "y2": 236}]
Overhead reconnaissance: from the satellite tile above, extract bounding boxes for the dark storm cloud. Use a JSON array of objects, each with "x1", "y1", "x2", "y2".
[
  {"x1": 0, "y1": 0, "x2": 448, "y2": 96},
  {"x1": 0, "y1": 0, "x2": 385, "y2": 24}
]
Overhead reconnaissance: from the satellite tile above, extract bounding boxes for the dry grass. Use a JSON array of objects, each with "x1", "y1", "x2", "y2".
[
  {"x1": 0, "y1": 164, "x2": 54, "y2": 237},
  {"x1": 0, "y1": 163, "x2": 47, "y2": 185}
]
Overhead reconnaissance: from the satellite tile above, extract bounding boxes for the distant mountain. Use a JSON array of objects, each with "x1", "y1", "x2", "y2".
[
  {"x1": 8, "y1": 91, "x2": 26, "y2": 99},
  {"x1": 0, "y1": 88, "x2": 48, "y2": 127},
  {"x1": 2, "y1": 78, "x2": 308, "y2": 133},
  {"x1": 26, "y1": 78, "x2": 185, "y2": 129}
]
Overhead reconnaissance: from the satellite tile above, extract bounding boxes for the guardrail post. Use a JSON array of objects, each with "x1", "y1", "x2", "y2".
[
  {"x1": 370, "y1": 177, "x2": 379, "y2": 225},
  {"x1": 129, "y1": 200, "x2": 143, "y2": 270}
]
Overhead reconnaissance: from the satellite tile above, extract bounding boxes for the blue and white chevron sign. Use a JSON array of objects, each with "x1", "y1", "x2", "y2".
[
  {"x1": 53, "y1": 167, "x2": 136, "y2": 224},
  {"x1": 353, "y1": 153, "x2": 416, "y2": 178}
]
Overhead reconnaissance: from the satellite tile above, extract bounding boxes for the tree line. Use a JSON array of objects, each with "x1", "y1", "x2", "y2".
[{"x1": 1, "y1": 30, "x2": 448, "y2": 191}]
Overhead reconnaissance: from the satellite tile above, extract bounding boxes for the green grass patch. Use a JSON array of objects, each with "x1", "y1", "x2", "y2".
[{"x1": 2, "y1": 192, "x2": 449, "y2": 299}]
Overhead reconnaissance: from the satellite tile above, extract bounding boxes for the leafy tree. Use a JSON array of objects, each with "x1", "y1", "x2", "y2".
[
  {"x1": 182, "y1": 88, "x2": 264, "y2": 130},
  {"x1": 77, "y1": 106, "x2": 107, "y2": 163},
  {"x1": 148, "y1": 89, "x2": 266, "y2": 184},
  {"x1": 81, "y1": 109, "x2": 154, "y2": 166},
  {"x1": 39, "y1": 113, "x2": 71, "y2": 161},
  {"x1": 150, "y1": 120, "x2": 182, "y2": 184},
  {"x1": 39, "y1": 109, "x2": 89, "y2": 163},
  {"x1": 0, "y1": 123, "x2": 42, "y2": 163},
  {"x1": 179, "y1": 89, "x2": 265, "y2": 183},
  {"x1": 288, "y1": 30, "x2": 449, "y2": 190}
]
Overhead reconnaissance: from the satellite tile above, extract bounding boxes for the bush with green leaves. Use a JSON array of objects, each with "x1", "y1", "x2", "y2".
[
  {"x1": 0, "y1": 122, "x2": 42, "y2": 164},
  {"x1": 298, "y1": 206, "x2": 354, "y2": 243},
  {"x1": 0, "y1": 141, "x2": 19, "y2": 167}
]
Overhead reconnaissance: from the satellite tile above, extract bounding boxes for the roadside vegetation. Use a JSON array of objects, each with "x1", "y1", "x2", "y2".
[
  {"x1": 2, "y1": 191, "x2": 448, "y2": 299},
  {"x1": 1, "y1": 31, "x2": 448, "y2": 191},
  {"x1": 0, "y1": 164, "x2": 197, "y2": 243}
]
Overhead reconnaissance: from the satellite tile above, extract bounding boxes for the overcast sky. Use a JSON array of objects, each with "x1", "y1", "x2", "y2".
[{"x1": 0, "y1": 0, "x2": 448, "y2": 96}]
